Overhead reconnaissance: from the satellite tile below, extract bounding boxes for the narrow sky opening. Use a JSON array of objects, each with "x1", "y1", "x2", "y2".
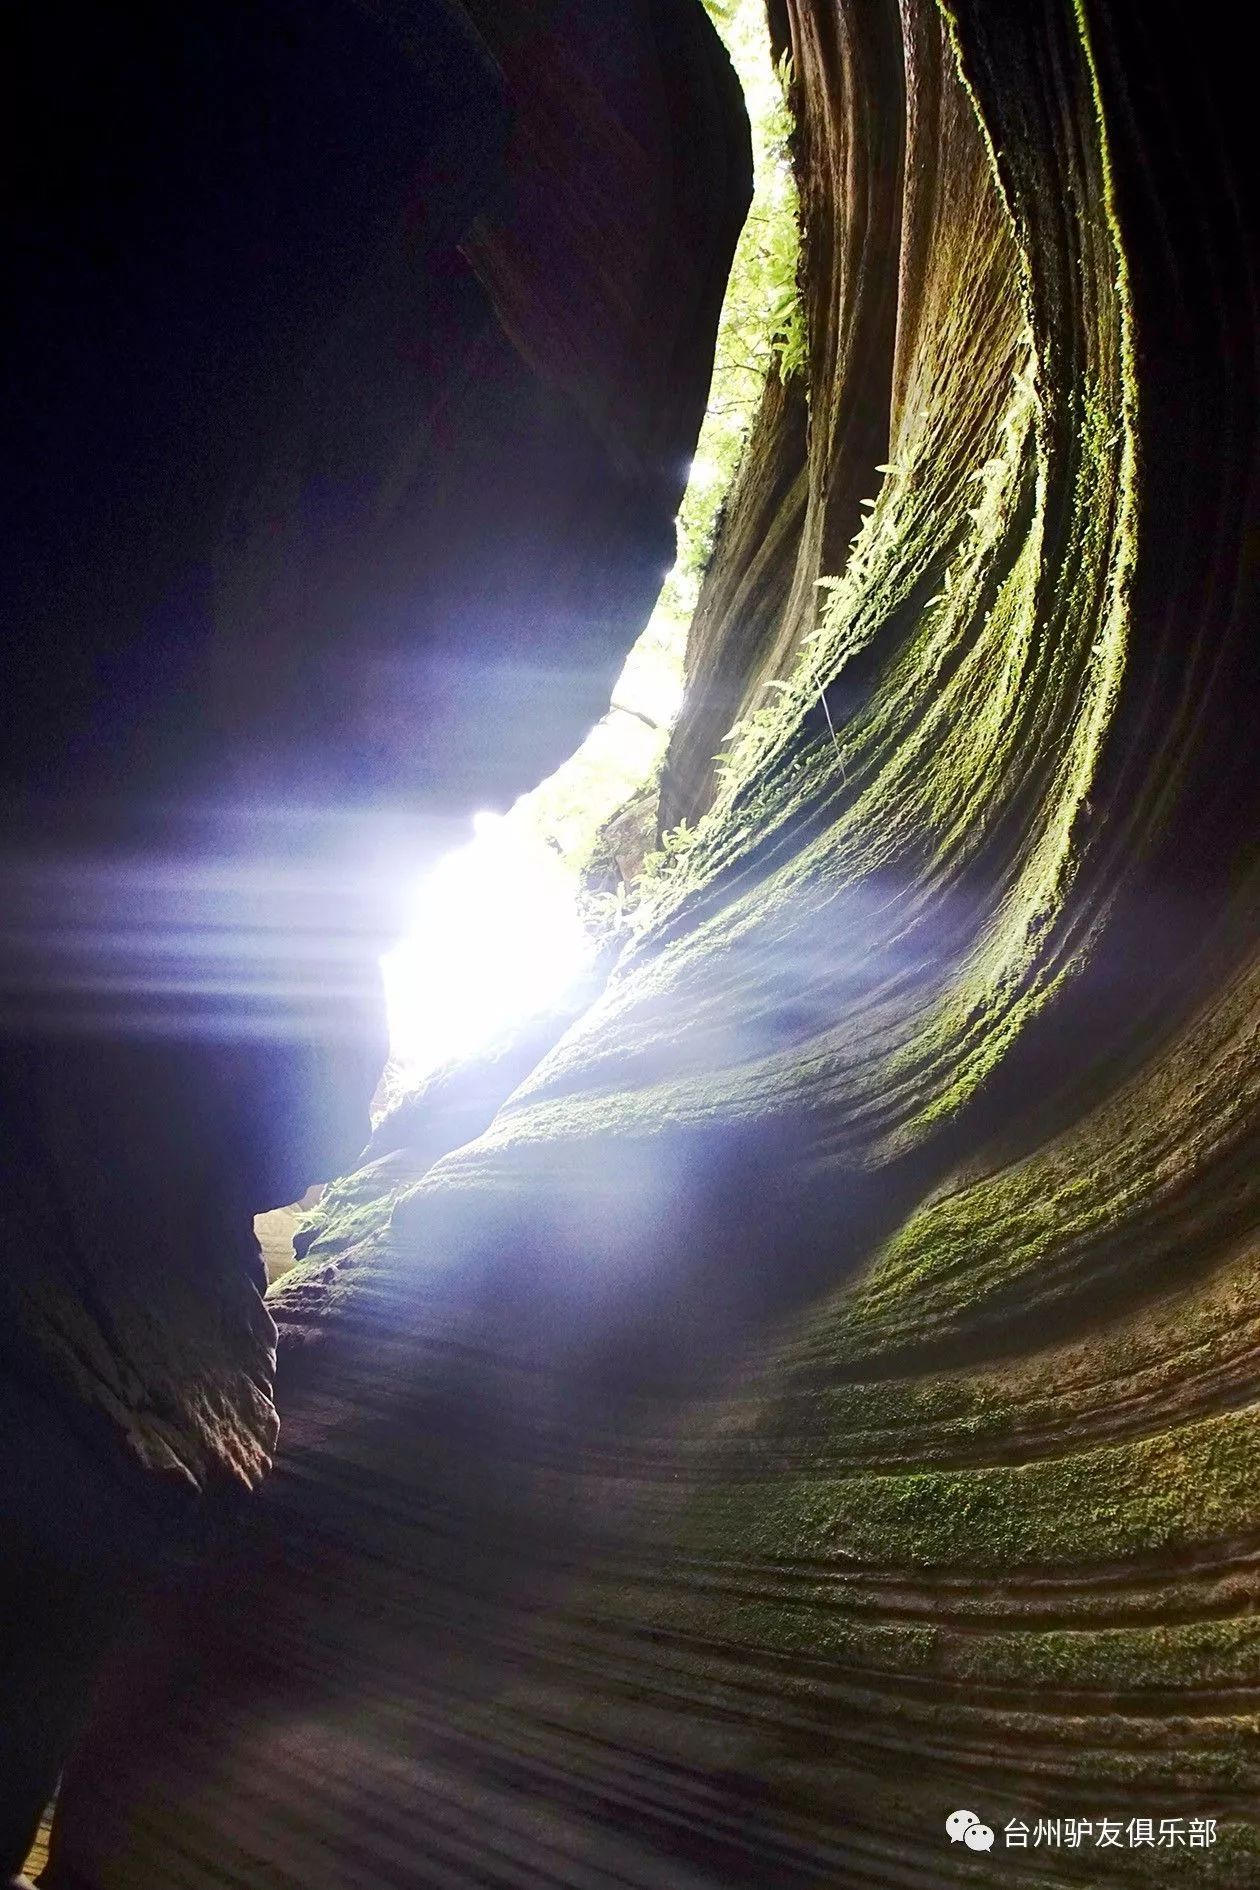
[{"x1": 378, "y1": 0, "x2": 795, "y2": 1086}]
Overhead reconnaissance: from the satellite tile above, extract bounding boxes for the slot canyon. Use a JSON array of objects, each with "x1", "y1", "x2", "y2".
[{"x1": 2, "y1": 1, "x2": 1258, "y2": 1885}]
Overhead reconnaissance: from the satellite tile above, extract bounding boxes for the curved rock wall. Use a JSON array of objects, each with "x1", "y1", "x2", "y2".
[{"x1": 42, "y1": 1, "x2": 1260, "y2": 1886}]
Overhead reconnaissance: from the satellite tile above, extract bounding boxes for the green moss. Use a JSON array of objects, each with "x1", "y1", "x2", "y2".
[
  {"x1": 682, "y1": 1405, "x2": 1260, "y2": 1574},
  {"x1": 286, "y1": 1161, "x2": 405, "y2": 1267},
  {"x1": 300, "y1": 0, "x2": 1256, "y2": 1866}
]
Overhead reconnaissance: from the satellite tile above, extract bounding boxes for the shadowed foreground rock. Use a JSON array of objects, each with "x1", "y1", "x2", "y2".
[
  {"x1": 28, "y1": 0, "x2": 1260, "y2": 1885},
  {"x1": 0, "y1": 0, "x2": 748, "y2": 1875}
]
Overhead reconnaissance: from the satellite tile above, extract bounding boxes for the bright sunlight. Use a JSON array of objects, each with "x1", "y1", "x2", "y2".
[{"x1": 380, "y1": 0, "x2": 800, "y2": 1086}]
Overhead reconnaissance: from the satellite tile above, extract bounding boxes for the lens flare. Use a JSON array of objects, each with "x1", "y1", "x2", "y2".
[{"x1": 381, "y1": 812, "x2": 593, "y2": 1077}]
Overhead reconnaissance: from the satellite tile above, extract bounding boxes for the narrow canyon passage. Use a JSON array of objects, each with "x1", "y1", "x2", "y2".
[{"x1": 3, "y1": 2, "x2": 1259, "y2": 1887}]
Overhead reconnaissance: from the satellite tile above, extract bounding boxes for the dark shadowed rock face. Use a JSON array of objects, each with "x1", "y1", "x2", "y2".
[
  {"x1": 0, "y1": 1, "x2": 749, "y2": 1876},
  {"x1": 15, "y1": 0, "x2": 1260, "y2": 1885},
  {"x1": 4, "y1": 0, "x2": 749, "y2": 821}
]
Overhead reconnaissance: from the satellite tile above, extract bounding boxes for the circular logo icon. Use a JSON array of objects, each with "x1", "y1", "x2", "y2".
[
  {"x1": 946, "y1": 1810, "x2": 980, "y2": 1842},
  {"x1": 964, "y1": 1823, "x2": 995, "y2": 1852}
]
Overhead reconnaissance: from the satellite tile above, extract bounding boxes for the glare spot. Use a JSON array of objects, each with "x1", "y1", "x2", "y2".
[{"x1": 382, "y1": 813, "x2": 593, "y2": 1077}]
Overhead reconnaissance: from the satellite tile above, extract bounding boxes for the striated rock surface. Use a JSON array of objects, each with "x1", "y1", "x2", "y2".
[{"x1": 36, "y1": 0, "x2": 1260, "y2": 1886}]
